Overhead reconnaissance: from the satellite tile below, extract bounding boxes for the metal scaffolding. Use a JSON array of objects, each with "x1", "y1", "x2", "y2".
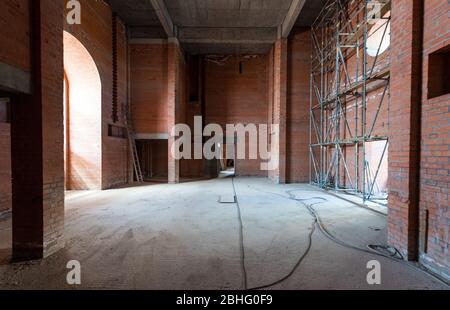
[{"x1": 310, "y1": 0, "x2": 391, "y2": 206}]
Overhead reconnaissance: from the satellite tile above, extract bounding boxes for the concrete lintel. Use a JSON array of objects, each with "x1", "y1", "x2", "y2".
[
  {"x1": 129, "y1": 38, "x2": 168, "y2": 45},
  {"x1": 281, "y1": 0, "x2": 306, "y2": 38},
  {"x1": 149, "y1": 0, "x2": 176, "y2": 38},
  {"x1": 0, "y1": 62, "x2": 32, "y2": 94},
  {"x1": 130, "y1": 26, "x2": 168, "y2": 39},
  {"x1": 178, "y1": 27, "x2": 278, "y2": 44},
  {"x1": 134, "y1": 133, "x2": 169, "y2": 140}
]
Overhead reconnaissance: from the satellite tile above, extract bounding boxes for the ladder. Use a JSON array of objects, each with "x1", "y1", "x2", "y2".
[{"x1": 126, "y1": 112, "x2": 144, "y2": 183}]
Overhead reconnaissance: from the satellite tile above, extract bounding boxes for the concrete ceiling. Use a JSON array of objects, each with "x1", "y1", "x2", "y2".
[
  {"x1": 164, "y1": 0, "x2": 292, "y2": 28},
  {"x1": 107, "y1": 0, "x2": 326, "y2": 55},
  {"x1": 106, "y1": 0, "x2": 166, "y2": 38},
  {"x1": 107, "y1": 0, "x2": 160, "y2": 26}
]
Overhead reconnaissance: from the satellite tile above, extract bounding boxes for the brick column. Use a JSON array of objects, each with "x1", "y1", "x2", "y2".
[
  {"x1": 388, "y1": 0, "x2": 423, "y2": 260},
  {"x1": 271, "y1": 38, "x2": 288, "y2": 184},
  {"x1": 10, "y1": 0, "x2": 65, "y2": 260},
  {"x1": 167, "y1": 39, "x2": 180, "y2": 184}
]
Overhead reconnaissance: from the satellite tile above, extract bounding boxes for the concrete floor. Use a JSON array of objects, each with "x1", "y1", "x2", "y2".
[{"x1": 0, "y1": 177, "x2": 448, "y2": 290}]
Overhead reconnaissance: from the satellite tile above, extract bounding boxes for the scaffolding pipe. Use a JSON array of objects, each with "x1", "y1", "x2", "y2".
[{"x1": 310, "y1": 0, "x2": 391, "y2": 207}]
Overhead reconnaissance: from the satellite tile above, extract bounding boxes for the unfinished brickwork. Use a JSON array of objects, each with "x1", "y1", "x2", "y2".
[
  {"x1": 419, "y1": 0, "x2": 450, "y2": 279},
  {"x1": 65, "y1": 0, "x2": 129, "y2": 190},
  {"x1": 0, "y1": 0, "x2": 30, "y2": 215},
  {"x1": 205, "y1": 55, "x2": 269, "y2": 177},
  {"x1": 9, "y1": 0, "x2": 65, "y2": 259},
  {"x1": 388, "y1": 0, "x2": 422, "y2": 262},
  {"x1": 287, "y1": 28, "x2": 313, "y2": 183},
  {"x1": 268, "y1": 39, "x2": 288, "y2": 183},
  {"x1": 0, "y1": 0, "x2": 447, "y2": 278},
  {"x1": 131, "y1": 42, "x2": 168, "y2": 135}
]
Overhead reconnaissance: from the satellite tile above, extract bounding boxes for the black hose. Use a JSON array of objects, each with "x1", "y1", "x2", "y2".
[
  {"x1": 232, "y1": 178, "x2": 320, "y2": 290},
  {"x1": 231, "y1": 177, "x2": 248, "y2": 290},
  {"x1": 248, "y1": 216, "x2": 316, "y2": 290},
  {"x1": 230, "y1": 180, "x2": 449, "y2": 289},
  {"x1": 249, "y1": 186, "x2": 449, "y2": 288}
]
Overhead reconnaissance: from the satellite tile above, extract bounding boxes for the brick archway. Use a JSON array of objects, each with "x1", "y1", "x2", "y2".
[{"x1": 63, "y1": 31, "x2": 102, "y2": 190}]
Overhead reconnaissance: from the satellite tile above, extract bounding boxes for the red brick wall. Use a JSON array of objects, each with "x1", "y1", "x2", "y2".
[
  {"x1": 267, "y1": 48, "x2": 275, "y2": 181},
  {"x1": 0, "y1": 0, "x2": 30, "y2": 72},
  {"x1": 167, "y1": 41, "x2": 187, "y2": 183},
  {"x1": 130, "y1": 41, "x2": 170, "y2": 181},
  {"x1": 267, "y1": 39, "x2": 288, "y2": 182},
  {"x1": 65, "y1": 0, "x2": 128, "y2": 189},
  {"x1": 388, "y1": 0, "x2": 423, "y2": 261},
  {"x1": 287, "y1": 28, "x2": 312, "y2": 183},
  {"x1": 130, "y1": 42, "x2": 168, "y2": 134},
  {"x1": 41, "y1": 0, "x2": 65, "y2": 256},
  {"x1": 341, "y1": 19, "x2": 390, "y2": 193},
  {"x1": 130, "y1": 40, "x2": 191, "y2": 182},
  {"x1": 103, "y1": 17, "x2": 129, "y2": 188},
  {"x1": 9, "y1": 0, "x2": 65, "y2": 259},
  {"x1": 0, "y1": 0, "x2": 30, "y2": 215},
  {"x1": 205, "y1": 55, "x2": 269, "y2": 177},
  {"x1": 419, "y1": 0, "x2": 450, "y2": 279}
]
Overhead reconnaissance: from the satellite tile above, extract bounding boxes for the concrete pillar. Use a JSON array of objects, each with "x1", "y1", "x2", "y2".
[
  {"x1": 10, "y1": 0, "x2": 65, "y2": 260},
  {"x1": 388, "y1": 0, "x2": 423, "y2": 261}
]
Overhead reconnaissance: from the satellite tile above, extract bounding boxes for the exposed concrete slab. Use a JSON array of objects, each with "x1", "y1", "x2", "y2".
[
  {"x1": 107, "y1": 0, "x2": 328, "y2": 55},
  {"x1": 107, "y1": 0, "x2": 162, "y2": 26},
  {"x1": 105, "y1": 0, "x2": 167, "y2": 38},
  {"x1": 0, "y1": 178, "x2": 447, "y2": 289},
  {"x1": 150, "y1": 0, "x2": 176, "y2": 37},
  {"x1": 178, "y1": 27, "x2": 278, "y2": 44},
  {"x1": 164, "y1": 0, "x2": 293, "y2": 54},
  {"x1": 165, "y1": 0, "x2": 292, "y2": 28},
  {"x1": 281, "y1": 0, "x2": 306, "y2": 38},
  {"x1": 183, "y1": 43, "x2": 273, "y2": 55}
]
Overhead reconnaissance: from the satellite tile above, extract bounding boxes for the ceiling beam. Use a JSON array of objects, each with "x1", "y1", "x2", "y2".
[
  {"x1": 178, "y1": 27, "x2": 278, "y2": 45},
  {"x1": 149, "y1": 0, "x2": 176, "y2": 37},
  {"x1": 281, "y1": 0, "x2": 307, "y2": 38}
]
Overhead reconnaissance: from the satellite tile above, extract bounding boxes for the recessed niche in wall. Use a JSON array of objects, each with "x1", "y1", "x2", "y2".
[
  {"x1": 428, "y1": 45, "x2": 450, "y2": 99},
  {"x1": 108, "y1": 124, "x2": 127, "y2": 139}
]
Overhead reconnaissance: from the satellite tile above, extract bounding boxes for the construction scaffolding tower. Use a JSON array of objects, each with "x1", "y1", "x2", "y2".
[{"x1": 310, "y1": 0, "x2": 391, "y2": 206}]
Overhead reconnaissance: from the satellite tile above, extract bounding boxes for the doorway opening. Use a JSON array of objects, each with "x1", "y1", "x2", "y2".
[
  {"x1": 219, "y1": 136, "x2": 236, "y2": 177},
  {"x1": 63, "y1": 31, "x2": 102, "y2": 190},
  {"x1": 136, "y1": 139, "x2": 169, "y2": 182}
]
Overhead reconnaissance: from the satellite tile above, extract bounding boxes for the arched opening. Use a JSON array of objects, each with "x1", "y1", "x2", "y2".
[
  {"x1": 367, "y1": 12, "x2": 391, "y2": 57},
  {"x1": 63, "y1": 31, "x2": 102, "y2": 190}
]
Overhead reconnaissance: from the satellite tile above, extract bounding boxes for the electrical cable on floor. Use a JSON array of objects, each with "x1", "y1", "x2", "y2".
[
  {"x1": 249, "y1": 186, "x2": 449, "y2": 288},
  {"x1": 232, "y1": 178, "x2": 322, "y2": 290},
  {"x1": 251, "y1": 186, "x2": 404, "y2": 260},
  {"x1": 248, "y1": 215, "x2": 317, "y2": 290},
  {"x1": 231, "y1": 177, "x2": 248, "y2": 290},
  {"x1": 288, "y1": 191, "x2": 449, "y2": 286}
]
